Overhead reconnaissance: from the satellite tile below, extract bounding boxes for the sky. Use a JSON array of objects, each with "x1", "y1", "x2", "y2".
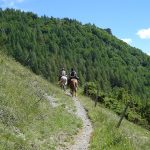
[{"x1": 0, "y1": 0, "x2": 150, "y2": 55}]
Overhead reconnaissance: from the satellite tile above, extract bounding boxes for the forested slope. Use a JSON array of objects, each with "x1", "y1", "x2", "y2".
[{"x1": 0, "y1": 8, "x2": 150, "y2": 128}]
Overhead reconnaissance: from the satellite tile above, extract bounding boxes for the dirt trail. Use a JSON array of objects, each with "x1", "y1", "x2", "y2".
[
  {"x1": 67, "y1": 97, "x2": 93, "y2": 150},
  {"x1": 45, "y1": 90, "x2": 93, "y2": 150}
]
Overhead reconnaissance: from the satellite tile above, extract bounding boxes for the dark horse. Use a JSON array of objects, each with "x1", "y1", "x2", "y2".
[{"x1": 69, "y1": 78, "x2": 78, "y2": 97}]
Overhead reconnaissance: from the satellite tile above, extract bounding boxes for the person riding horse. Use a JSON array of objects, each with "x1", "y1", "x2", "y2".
[
  {"x1": 59, "y1": 68, "x2": 66, "y2": 81},
  {"x1": 71, "y1": 68, "x2": 79, "y2": 78},
  {"x1": 68, "y1": 68, "x2": 79, "y2": 96},
  {"x1": 68, "y1": 68, "x2": 79, "y2": 85},
  {"x1": 58, "y1": 68, "x2": 67, "y2": 91}
]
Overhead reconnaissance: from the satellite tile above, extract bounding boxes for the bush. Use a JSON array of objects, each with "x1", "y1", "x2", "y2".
[{"x1": 84, "y1": 82, "x2": 150, "y2": 130}]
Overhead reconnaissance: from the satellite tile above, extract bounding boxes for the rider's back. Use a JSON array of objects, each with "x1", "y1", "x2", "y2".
[
  {"x1": 70, "y1": 71, "x2": 76, "y2": 77},
  {"x1": 61, "y1": 70, "x2": 66, "y2": 76}
]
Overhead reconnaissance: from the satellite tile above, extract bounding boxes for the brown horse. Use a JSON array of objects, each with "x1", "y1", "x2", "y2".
[{"x1": 69, "y1": 78, "x2": 78, "y2": 97}]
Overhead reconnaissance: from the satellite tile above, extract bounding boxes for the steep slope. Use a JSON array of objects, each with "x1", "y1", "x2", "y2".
[
  {"x1": 0, "y1": 52, "x2": 82, "y2": 149},
  {"x1": 0, "y1": 8, "x2": 150, "y2": 139},
  {"x1": 0, "y1": 52, "x2": 150, "y2": 150},
  {"x1": 0, "y1": 8, "x2": 150, "y2": 102},
  {"x1": 79, "y1": 94, "x2": 150, "y2": 150}
]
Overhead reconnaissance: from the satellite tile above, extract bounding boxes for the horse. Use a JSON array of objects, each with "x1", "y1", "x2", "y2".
[
  {"x1": 69, "y1": 78, "x2": 78, "y2": 97},
  {"x1": 59, "y1": 75, "x2": 67, "y2": 91}
]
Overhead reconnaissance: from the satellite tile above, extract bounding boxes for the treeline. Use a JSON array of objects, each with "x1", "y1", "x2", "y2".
[{"x1": 0, "y1": 9, "x2": 150, "y2": 117}]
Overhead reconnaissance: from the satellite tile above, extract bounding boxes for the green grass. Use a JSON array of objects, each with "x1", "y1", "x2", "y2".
[
  {"x1": 0, "y1": 52, "x2": 82, "y2": 150},
  {"x1": 78, "y1": 92, "x2": 150, "y2": 150},
  {"x1": 1, "y1": 51, "x2": 150, "y2": 150}
]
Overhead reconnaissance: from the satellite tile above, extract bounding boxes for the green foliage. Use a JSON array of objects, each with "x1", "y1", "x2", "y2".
[
  {"x1": 0, "y1": 9, "x2": 149, "y2": 101},
  {"x1": 84, "y1": 82, "x2": 97, "y2": 98},
  {"x1": 84, "y1": 82, "x2": 150, "y2": 130}
]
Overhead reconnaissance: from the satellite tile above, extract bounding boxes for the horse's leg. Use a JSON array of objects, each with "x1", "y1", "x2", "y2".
[
  {"x1": 63, "y1": 84, "x2": 66, "y2": 91},
  {"x1": 64, "y1": 79, "x2": 67, "y2": 91},
  {"x1": 71, "y1": 88, "x2": 74, "y2": 97},
  {"x1": 75, "y1": 89, "x2": 77, "y2": 97},
  {"x1": 73, "y1": 86, "x2": 76, "y2": 97},
  {"x1": 59, "y1": 80, "x2": 63, "y2": 88},
  {"x1": 70, "y1": 88, "x2": 72, "y2": 96},
  {"x1": 74, "y1": 82, "x2": 77, "y2": 97},
  {"x1": 74, "y1": 87, "x2": 77, "y2": 97},
  {"x1": 61, "y1": 85, "x2": 63, "y2": 90}
]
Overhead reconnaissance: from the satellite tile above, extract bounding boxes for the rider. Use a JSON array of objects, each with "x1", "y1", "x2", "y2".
[
  {"x1": 68, "y1": 68, "x2": 79, "y2": 84},
  {"x1": 59, "y1": 68, "x2": 66, "y2": 81}
]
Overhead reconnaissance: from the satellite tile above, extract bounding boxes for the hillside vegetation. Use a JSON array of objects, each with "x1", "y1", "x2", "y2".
[
  {"x1": 0, "y1": 8, "x2": 150, "y2": 129},
  {"x1": 0, "y1": 8, "x2": 149, "y2": 100},
  {"x1": 78, "y1": 93, "x2": 150, "y2": 150},
  {"x1": 0, "y1": 52, "x2": 82, "y2": 150},
  {"x1": 84, "y1": 82, "x2": 150, "y2": 130},
  {"x1": 1, "y1": 52, "x2": 150, "y2": 150}
]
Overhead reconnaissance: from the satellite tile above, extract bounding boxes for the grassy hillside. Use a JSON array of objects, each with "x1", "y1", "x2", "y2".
[
  {"x1": 78, "y1": 93, "x2": 150, "y2": 150},
  {"x1": 0, "y1": 52, "x2": 82, "y2": 150},
  {"x1": 0, "y1": 52, "x2": 150, "y2": 150},
  {"x1": 0, "y1": 8, "x2": 150, "y2": 149}
]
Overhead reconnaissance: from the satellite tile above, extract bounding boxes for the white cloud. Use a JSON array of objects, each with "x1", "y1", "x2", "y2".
[
  {"x1": 1, "y1": 0, "x2": 24, "y2": 8},
  {"x1": 121, "y1": 38, "x2": 132, "y2": 44},
  {"x1": 137, "y1": 28, "x2": 150, "y2": 39}
]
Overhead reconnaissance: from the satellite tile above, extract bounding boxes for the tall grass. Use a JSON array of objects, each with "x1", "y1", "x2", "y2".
[
  {"x1": 0, "y1": 52, "x2": 82, "y2": 150},
  {"x1": 78, "y1": 92, "x2": 150, "y2": 150}
]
